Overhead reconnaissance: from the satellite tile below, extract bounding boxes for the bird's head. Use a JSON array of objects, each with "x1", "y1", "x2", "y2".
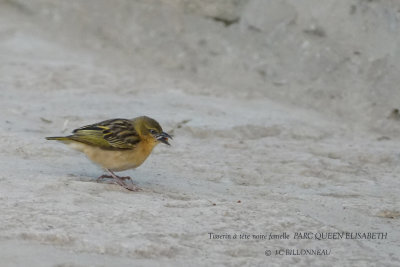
[{"x1": 134, "y1": 116, "x2": 172, "y2": 145}]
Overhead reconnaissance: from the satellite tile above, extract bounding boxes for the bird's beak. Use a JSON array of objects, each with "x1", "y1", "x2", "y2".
[{"x1": 156, "y1": 132, "x2": 172, "y2": 145}]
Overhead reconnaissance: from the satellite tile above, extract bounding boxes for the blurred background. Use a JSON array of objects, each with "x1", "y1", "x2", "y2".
[{"x1": 1, "y1": 0, "x2": 400, "y2": 133}]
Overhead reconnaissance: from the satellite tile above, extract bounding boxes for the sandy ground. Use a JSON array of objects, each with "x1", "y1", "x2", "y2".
[{"x1": 1, "y1": 1, "x2": 400, "y2": 266}]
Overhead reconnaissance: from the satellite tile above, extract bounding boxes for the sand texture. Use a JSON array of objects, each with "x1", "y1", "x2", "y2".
[{"x1": 0, "y1": 0, "x2": 400, "y2": 266}]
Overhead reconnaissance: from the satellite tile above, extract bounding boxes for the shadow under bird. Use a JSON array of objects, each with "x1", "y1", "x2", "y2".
[{"x1": 46, "y1": 116, "x2": 172, "y2": 191}]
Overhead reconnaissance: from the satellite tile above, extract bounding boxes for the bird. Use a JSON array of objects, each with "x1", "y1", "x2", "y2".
[{"x1": 46, "y1": 116, "x2": 172, "y2": 191}]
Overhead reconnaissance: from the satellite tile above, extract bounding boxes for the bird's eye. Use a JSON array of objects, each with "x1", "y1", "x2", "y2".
[{"x1": 149, "y1": 129, "x2": 157, "y2": 135}]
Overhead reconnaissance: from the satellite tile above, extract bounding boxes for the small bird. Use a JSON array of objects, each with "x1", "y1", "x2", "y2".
[{"x1": 46, "y1": 116, "x2": 172, "y2": 191}]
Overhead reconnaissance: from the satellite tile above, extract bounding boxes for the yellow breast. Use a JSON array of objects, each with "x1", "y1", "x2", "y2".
[{"x1": 68, "y1": 139, "x2": 157, "y2": 172}]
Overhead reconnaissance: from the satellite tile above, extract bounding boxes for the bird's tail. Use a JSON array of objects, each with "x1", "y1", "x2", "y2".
[{"x1": 45, "y1": 136, "x2": 71, "y2": 141}]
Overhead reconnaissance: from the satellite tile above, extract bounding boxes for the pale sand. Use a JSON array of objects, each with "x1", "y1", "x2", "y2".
[{"x1": 0, "y1": 1, "x2": 399, "y2": 266}]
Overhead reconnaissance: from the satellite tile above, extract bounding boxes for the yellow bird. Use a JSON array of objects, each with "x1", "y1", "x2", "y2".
[{"x1": 46, "y1": 116, "x2": 172, "y2": 191}]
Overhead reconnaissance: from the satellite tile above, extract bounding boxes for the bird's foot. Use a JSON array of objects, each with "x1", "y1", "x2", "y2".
[
  {"x1": 112, "y1": 176, "x2": 141, "y2": 192},
  {"x1": 121, "y1": 181, "x2": 141, "y2": 192},
  {"x1": 96, "y1": 175, "x2": 131, "y2": 182},
  {"x1": 98, "y1": 171, "x2": 141, "y2": 192},
  {"x1": 118, "y1": 176, "x2": 132, "y2": 180},
  {"x1": 96, "y1": 174, "x2": 113, "y2": 182}
]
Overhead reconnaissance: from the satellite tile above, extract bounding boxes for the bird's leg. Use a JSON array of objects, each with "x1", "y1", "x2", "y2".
[
  {"x1": 105, "y1": 169, "x2": 141, "y2": 191},
  {"x1": 105, "y1": 170, "x2": 133, "y2": 181}
]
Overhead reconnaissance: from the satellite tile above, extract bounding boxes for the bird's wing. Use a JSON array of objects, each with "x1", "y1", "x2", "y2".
[{"x1": 69, "y1": 119, "x2": 140, "y2": 149}]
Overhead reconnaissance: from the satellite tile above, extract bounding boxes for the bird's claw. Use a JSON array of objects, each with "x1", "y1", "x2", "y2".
[
  {"x1": 119, "y1": 176, "x2": 132, "y2": 180},
  {"x1": 97, "y1": 173, "x2": 141, "y2": 191},
  {"x1": 96, "y1": 174, "x2": 113, "y2": 182},
  {"x1": 123, "y1": 182, "x2": 142, "y2": 192}
]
